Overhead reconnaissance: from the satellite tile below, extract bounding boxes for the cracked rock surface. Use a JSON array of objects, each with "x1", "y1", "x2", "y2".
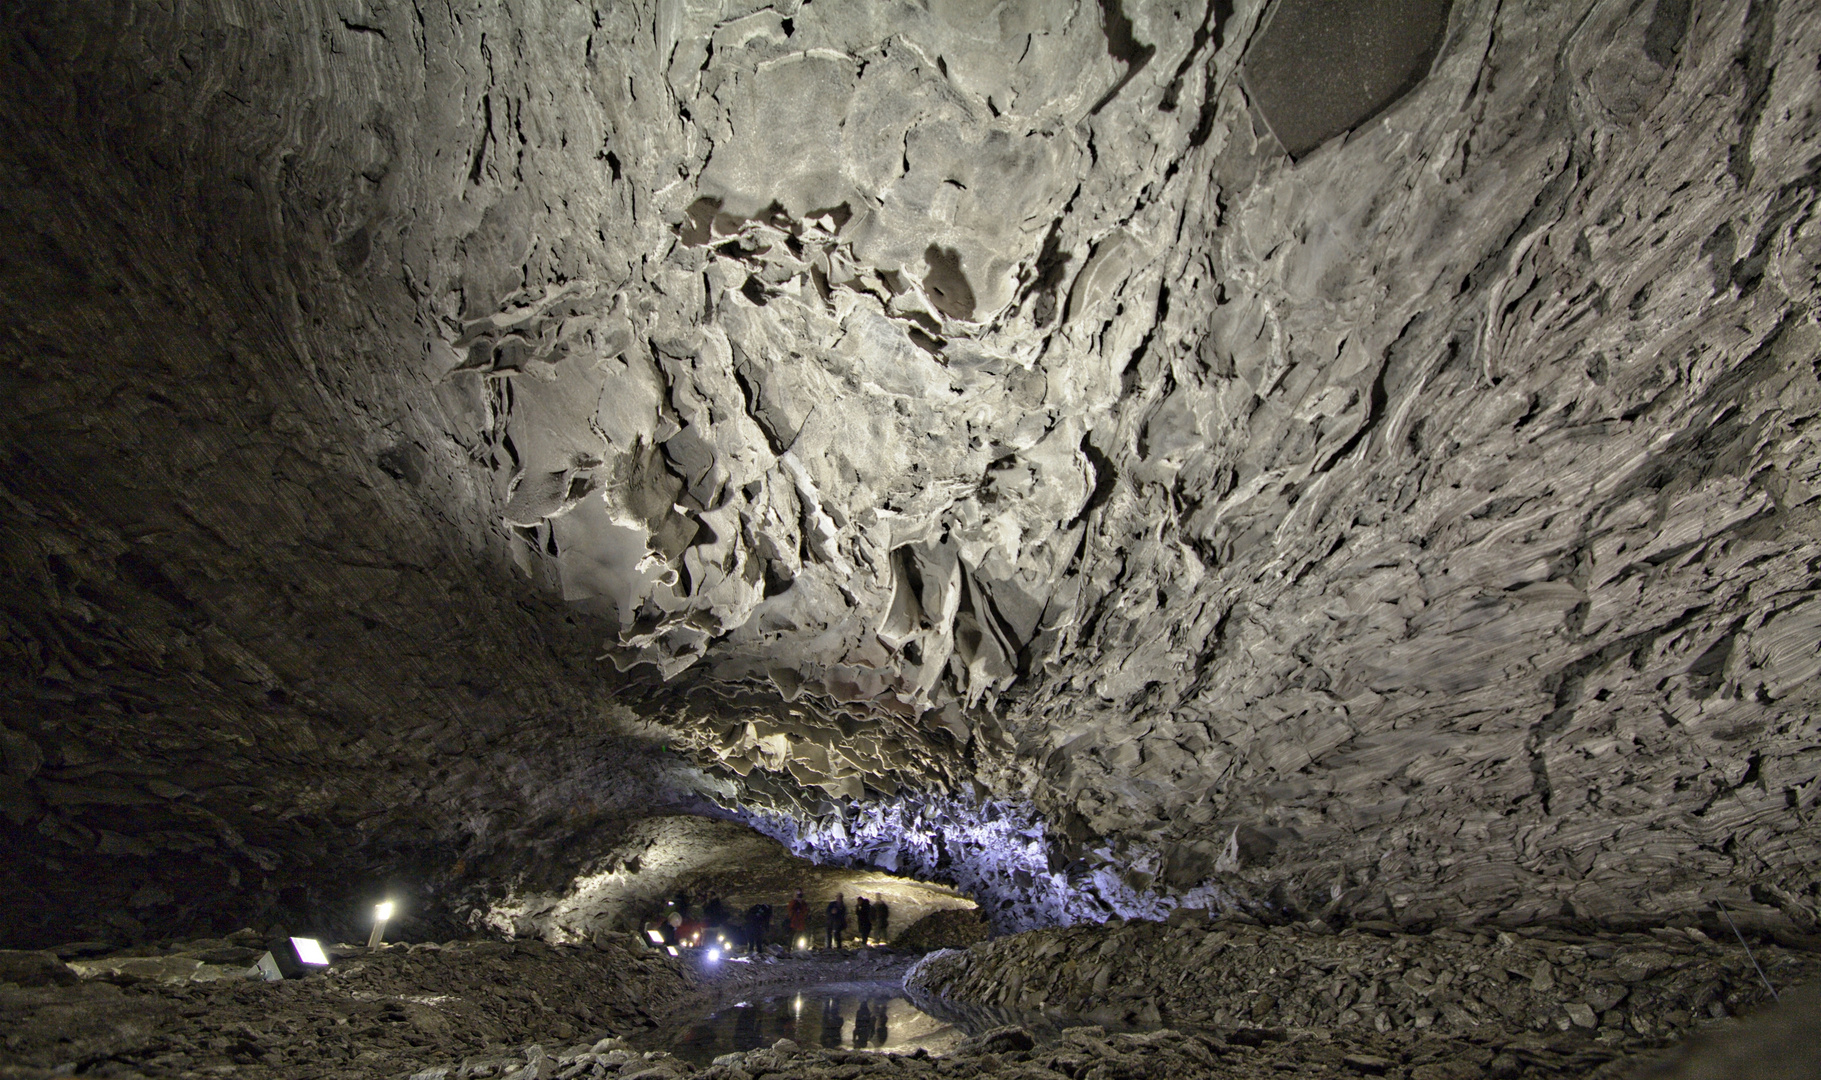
[
  {"x1": 1, "y1": 0, "x2": 1819, "y2": 947},
  {"x1": 903, "y1": 916, "x2": 1817, "y2": 1051}
]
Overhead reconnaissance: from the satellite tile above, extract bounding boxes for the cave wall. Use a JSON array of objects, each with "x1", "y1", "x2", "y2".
[
  {"x1": 0, "y1": 0, "x2": 724, "y2": 946},
  {"x1": 0, "y1": 0, "x2": 1817, "y2": 944}
]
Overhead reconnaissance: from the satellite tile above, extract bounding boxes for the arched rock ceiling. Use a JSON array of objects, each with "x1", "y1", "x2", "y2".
[{"x1": 2, "y1": 0, "x2": 1819, "y2": 940}]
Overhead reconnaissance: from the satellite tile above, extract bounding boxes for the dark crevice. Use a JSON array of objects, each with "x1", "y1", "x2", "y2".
[
  {"x1": 1727, "y1": 0, "x2": 1779, "y2": 189},
  {"x1": 469, "y1": 94, "x2": 492, "y2": 185},
  {"x1": 1160, "y1": 0, "x2": 1232, "y2": 112},
  {"x1": 1070, "y1": 435, "x2": 1119, "y2": 530},
  {"x1": 1088, "y1": 0, "x2": 1158, "y2": 115},
  {"x1": 1643, "y1": 0, "x2": 1691, "y2": 68}
]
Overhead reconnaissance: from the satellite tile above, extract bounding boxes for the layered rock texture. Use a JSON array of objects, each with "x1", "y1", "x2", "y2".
[
  {"x1": 1, "y1": 0, "x2": 1819, "y2": 944},
  {"x1": 466, "y1": 814, "x2": 976, "y2": 944},
  {"x1": 904, "y1": 916, "x2": 1817, "y2": 1049}
]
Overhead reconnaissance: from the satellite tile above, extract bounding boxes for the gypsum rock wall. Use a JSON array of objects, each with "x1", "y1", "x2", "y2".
[
  {"x1": 455, "y1": 813, "x2": 976, "y2": 943},
  {"x1": 0, "y1": 0, "x2": 774, "y2": 947},
  {"x1": 735, "y1": 795, "x2": 1175, "y2": 932},
  {"x1": 904, "y1": 919, "x2": 1821, "y2": 1063},
  {"x1": 0, "y1": 0, "x2": 1819, "y2": 942},
  {"x1": 614, "y1": 0, "x2": 1821, "y2": 930}
]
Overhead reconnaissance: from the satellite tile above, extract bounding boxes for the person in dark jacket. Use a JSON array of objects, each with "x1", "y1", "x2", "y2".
[
  {"x1": 744, "y1": 902, "x2": 772, "y2": 955},
  {"x1": 872, "y1": 895, "x2": 889, "y2": 943},
  {"x1": 855, "y1": 895, "x2": 873, "y2": 945},
  {"x1": 825, "y1": 893, "x2": 848, "y2": 949},
  {"x1": 704, "y1": 892, "x2": 729, "y2": 933}
]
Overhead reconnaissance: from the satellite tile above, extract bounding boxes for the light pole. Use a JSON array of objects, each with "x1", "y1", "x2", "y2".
[{"x1": 368, "y1": 899, "x2": 395, "y2": 950}]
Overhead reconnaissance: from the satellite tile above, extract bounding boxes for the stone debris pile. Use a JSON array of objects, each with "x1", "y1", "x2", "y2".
[
  {"x1": 905, "y1": 917, "x2": 1820, "y2": 1059},
  {"x1": 404, "y1": 1025, "x2": 1230, "y2": 1080},
  {"x1": 890, "y1": 908, "x2": 991, "y2": 953},
  {"x1": 0, "y1": 935, "x2": 695, "y2": 1078}
]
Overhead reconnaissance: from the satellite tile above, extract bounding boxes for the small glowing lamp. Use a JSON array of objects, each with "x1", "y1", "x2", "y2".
[
  {"x1": 645, "y1": 929, "x2": 665, "y2": 944},
  {"x1": 707, "y1": 947, "x2": 721, "y2": 962},
  {"x1": 666, "y1": 945, "x2": 680, "y2": 957},
  {"x1": 368, "y1": 899, "x2": 396, "y2": 950}
]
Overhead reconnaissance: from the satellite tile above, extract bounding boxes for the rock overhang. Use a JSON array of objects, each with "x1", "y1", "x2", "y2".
[{"x1": 0, "y1": 0, "x2": 1816, "y2": 945}]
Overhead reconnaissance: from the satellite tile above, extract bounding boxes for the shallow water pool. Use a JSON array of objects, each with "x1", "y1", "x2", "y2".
[{"x1": 641, "y1": 980, "x2": 966, "y2": 1064}]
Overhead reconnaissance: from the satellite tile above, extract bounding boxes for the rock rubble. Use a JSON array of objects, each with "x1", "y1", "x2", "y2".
[
  {"x1": 891, "y1": 910, "x2": 991, "y2": 954},
  {"x1": 5, "y1": 923, "x2": 1818, "y2": 1078},
  {"x1": 0, "y1": 935, "x2": 695, "y2": 1078},
  {"x1": 409, "y1": 1026, "x2": 1231, "y2": 1080},
  {"x1": 904, "y1": 917, "x2": 1821, "y2": 1075}
]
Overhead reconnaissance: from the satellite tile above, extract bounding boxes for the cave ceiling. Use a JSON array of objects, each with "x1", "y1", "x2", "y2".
[{"x1": 1, "y1": 0, "x2": 1818, "y2": 944}]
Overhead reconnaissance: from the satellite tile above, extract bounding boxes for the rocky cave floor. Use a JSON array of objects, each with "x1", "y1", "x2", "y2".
[{"x1": 3, "y1": 918, "x2": 1818, "y2": 1079}]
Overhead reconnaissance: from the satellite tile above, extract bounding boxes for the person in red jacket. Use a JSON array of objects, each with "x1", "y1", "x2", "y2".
[{"x1": 788, "y1": 888, "x2": 810, "y2": 948}]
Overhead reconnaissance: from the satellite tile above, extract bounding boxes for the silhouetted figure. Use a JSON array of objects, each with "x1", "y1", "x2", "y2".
[
  {"x1": 734, "y1": 1000, "x2": 760, "y2": 1049},
  {"x1": 853, "y1": 1000, "x2": 875, "y2": 1048},
  {"x1": 704, "y1": 892, "x2": 729, "y2": 932},
  {"x1": 872, "y1": 995, "x2": 890, "y2": 1047},
  {"x1": 660, "y1": 912, "x2": 680, "y2": 947},
  {"x1": 820, "y1": 995, "x2": 843, "y2": 1048},
  {"x1": 826, "y1": 893, "x2": 848, "y2": 949},
  {"x1": 788, "y1": 888, "x2": 809, "y2": 946},
  {"x1": 745, "y1": 902, "x2": 772, "y2": 954},
  {"x1": 872, "y1": 895, "x2": 889, "y2": 942},
  {"x1": 855, "y1": 896, "x2": 873, "y2": 944},
  {"x1": 671, "y1": 890, "x2": 691, "y2": 919}
]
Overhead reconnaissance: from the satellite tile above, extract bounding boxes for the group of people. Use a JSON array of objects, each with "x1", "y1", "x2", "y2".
[
  {"x1": 808, "y1": 890, "x2": 890, "y2": 949},
  {"x1": 655, "y1": 887, "x2": 891, "y2": 953}
]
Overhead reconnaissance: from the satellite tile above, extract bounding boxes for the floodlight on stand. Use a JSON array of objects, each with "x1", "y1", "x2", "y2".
[
  {"x1": 369, "y1": 899, "x2": 396, "y2": 951},
  {"x1": 254, "y1": 936, "x2": 333, "y2": 981}
]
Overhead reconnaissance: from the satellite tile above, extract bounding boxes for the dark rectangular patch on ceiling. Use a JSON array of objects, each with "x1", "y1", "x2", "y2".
[{"x1": 1241, "y1": 0, "x2": 1452, "y2": 159}]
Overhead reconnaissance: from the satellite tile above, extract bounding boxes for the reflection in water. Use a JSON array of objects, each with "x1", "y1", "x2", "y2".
[{"x1": 653, "y1": 982, "x2": 963, "y2": 1064}]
